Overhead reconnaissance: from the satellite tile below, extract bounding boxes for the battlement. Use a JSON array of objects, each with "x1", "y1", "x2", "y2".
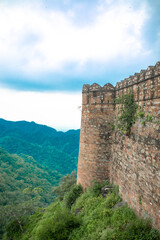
[
  {"x1": 82, "y1": 83, "x2": 115, "y2": 105},
  {"x1": 83, "y1": 62, "x2": 160, "y2": 103},
  {"x1": 115, "y1": 61, "x2": 160, "y2": 90},
  {"x1": 83, "y1": 83, "x2": 115, "y2": 92}
]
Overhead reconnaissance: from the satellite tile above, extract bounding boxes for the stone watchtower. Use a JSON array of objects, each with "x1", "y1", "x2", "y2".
[{"x1": 77, "y1": 83, "x2": 115, "y2": 189}]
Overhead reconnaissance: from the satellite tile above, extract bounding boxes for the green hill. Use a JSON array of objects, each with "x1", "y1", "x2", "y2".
[
  {"x1": 0, "y1": 136, "x2": 77, "y2": 175},
  {"x1": 0, "y1": 119, "x2": 80, "y2": 174},
  {"x1": 0, "y1": 148, "x2": 61, "y2": 204}
]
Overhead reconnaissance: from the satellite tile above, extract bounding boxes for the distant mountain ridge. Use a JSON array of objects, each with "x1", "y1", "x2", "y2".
[
  {"x1": 0, "y1": 118, "x2": 80, "y2": 175},
  {"x1": 0, "y1": 118, "x2": 80, "y2": 151}
]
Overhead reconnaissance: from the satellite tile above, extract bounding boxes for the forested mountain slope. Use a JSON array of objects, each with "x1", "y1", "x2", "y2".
[
  {"x1": 0, "y1": 119, "x2": 80, "y2": 174},
  {"x1": 0, "y1": 119, "x2": 80, "y2": 156},
  {"x1": 0, "y1": 148, "x2": 61, "y2": 205},
  {"x1": 0, "y1": 147, "x2": 62, "y2": 237}
]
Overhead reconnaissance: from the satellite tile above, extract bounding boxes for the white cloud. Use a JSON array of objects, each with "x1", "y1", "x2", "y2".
[
  {"x1": 0, "y1": 88, "x2": 82, "y2": 131},
  {"x1": 0, "y1": 0, "x2": 148, "y2": 75}
]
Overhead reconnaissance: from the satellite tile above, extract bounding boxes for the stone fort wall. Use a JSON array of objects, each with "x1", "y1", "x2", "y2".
[{"x1": 77, "y1": 62, "x2": 160, "y2": 230}]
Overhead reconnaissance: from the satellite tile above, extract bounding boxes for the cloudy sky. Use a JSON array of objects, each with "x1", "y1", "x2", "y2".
[{"x1": 0, "y1": 0, "x2": 159, "y2": 130}]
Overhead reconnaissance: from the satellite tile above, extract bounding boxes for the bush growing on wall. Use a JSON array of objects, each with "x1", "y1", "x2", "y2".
[{"x1": 115, "y1": 91, "x2": 137, "y2": 135}]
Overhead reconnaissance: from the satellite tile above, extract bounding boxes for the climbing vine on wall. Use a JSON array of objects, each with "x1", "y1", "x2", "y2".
[
  {"x1": 115, "y1": 91, "x2": 137, "y2": 135},
  {"x1": 111, "y1": 91, "x2": 158, "y2": 136}
]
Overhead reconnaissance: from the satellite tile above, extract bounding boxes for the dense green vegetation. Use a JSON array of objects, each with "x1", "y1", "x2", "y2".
[
  {"x1": 0, "y1": 119, "x2": 80, "y2": 175},
  {"x1": 0, "y1": 148, "x2": 61, "y2": 238},
  {"x1": 3, "y1": 173, "x2": 159, "y2": 240},
  {"x1": 0, "y1": 119, "x2": 80, "y2": 238},
  {"x1": 0, "y1": 136, "x2": 77, "y2": 175}
]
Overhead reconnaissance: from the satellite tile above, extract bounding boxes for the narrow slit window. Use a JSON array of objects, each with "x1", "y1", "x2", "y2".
[
  {"x1": 87, "y1": 95, "x2": 89, "y2": 104},
  {"x1": 93, "y1": 91, "x2": 97, "y2": 97}
]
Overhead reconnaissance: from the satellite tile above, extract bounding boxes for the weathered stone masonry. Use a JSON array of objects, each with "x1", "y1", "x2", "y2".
[
  {"x1": 77, "y1": 83, "x2": 115, "y2": 189},
  {"x1": 77, "y1": 62, "x2": 160, "y2": 231}
]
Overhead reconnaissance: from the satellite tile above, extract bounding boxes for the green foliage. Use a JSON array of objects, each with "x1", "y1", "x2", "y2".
[
  {"x1": 88, "y1": 180, "x2": 105, "y2": 197},
  {"x1": 2, "y1": 177, "x2": 160, "y2": 240},
  {"x1": 115, "y1": 91, "x2": 137, "y2": 135},
  {"x1": 6, "y1": 219, "x2": 22, "y2": 236},
  {"x1": 139, "y1": 196, "x2": 142, "y2": 205},
  {"x1": 100, "y1": 227, "x2": 114, "y2": 240},
  {"x1": 0, "y1": 148, "x2": 61, "y2": 205},
  {"x1": 110, "y1": 206, "x2": 136, "y2": 228},
  {"x1": 108, "y1": 122, "x2": 115, "y2": 131},
  {"x1": 142, "y1": 120, "x2": 146, "y2": 126},
  {"x1": 64, "y1": 184, "x2": 83, "y2": 209},
  {"x1": 33, "y1": 204, "x2": 80, "y2": 240},
  {"x1": 135, "y1": 109, "x2": 154, "y2": 126},
  {"x1": 3, "y1": 217, "x2": 28, "y2": 240},
  {"x1": 122, "y1": 218, "x2": 159, "y2": 240},
  {"x1": 146, "y1": 114, "x2": 153, "y2": 122},
  {"x1": 5, "y1": 202, "x2": 80, "y2": 240},
  {"x1": 52, "y1": 171, "x2": 77, "y2": 200},
  {"x1": 102, "y1": 192, "x2": 122, "y2": 209},
  {"x1": 87, "y1": 180, "x2": 113, "y2": 197},
  {"x1": 136, "y1": 110, "x2": 145, "y2": 119},
  {"x1": 114, "y1": 92, "x2": 158, "y2": 135},
  {"x1": 0, "y1": 147, "x2": 61, "y2": 237},
  {"x1": 155, "y1": 120, "x2": 160, "y2": 124},
  {"x1": 99, "y1": 207, "x2": 159, "y2": 240}
]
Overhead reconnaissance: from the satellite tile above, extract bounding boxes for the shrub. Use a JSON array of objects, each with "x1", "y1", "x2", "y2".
[
  {"x1": 3, "y1": 217, "x2": 27, "y2": 240},
  {"x1": 88, "y1": 180, "x2": 111, "y2": 197},
  {"x1": 100, "y1": 227, "x2": 114, "y2": 240},
  {"x1": 109, "y1": 207, "x2": 160, "y2": 240},
  {"x1": 120, "y1": 219, "x2": 160, "y2": 240},
  {"x1": 115, "y1": 91, "x2": 137, "y2": 135},
  {"x1": 102, "y1": 193, "x2": 122, "y2": 209},
  {"x1": 52, "y1": 171, "x2": 76, "y2": 200},
  {"x1": 111, "y1": 205, "x2": 136, "y2": 228},
  {"x1": 33, "y1": 204, "x2": 80, "y2": 240},
  {"x1": 64, "y1": 184, "x2": 83, "y2": 209}
]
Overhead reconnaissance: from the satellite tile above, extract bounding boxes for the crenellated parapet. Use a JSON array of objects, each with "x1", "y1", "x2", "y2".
[
  {"x1": 115, "y1": 62, "x2": 160, "y2": 102},
  {"x1": 82, "y1": 83, "x2": 115, "y2": 105},
  {"x1": 115, "y1": 61, "x2": 160, "y2": 90},
  {"x1": 83, "y1": 83, "x2": 115, "y2": 92}
]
